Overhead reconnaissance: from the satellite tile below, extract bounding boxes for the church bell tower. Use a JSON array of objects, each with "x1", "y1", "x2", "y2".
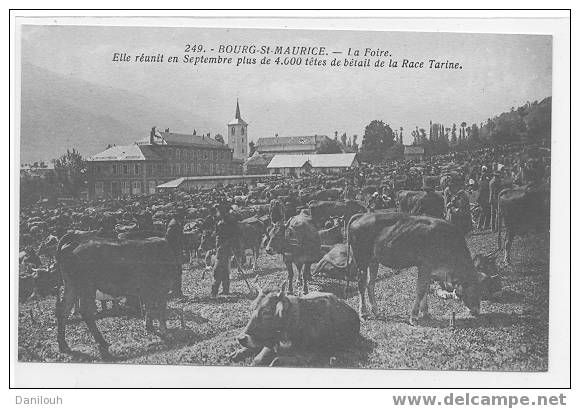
[{"x1": 227, "y1": 99, "x2": 248, "y2": 160}]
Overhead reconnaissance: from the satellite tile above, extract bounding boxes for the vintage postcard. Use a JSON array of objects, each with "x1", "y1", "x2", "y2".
[{"x1": 11, "y1": 13, "x2": 569, "y2": 389}]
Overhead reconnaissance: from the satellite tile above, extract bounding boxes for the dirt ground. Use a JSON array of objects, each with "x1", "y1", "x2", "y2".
[{"x1": 17, "y1": 229, "x2": 549, "y2": 371}]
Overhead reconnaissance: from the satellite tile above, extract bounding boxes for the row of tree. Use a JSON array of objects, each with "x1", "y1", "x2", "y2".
[{"x1": 358, "y1": 97, "x2": 551, "y2": 163}]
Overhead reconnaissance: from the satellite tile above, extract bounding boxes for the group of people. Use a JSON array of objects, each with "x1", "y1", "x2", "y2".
[{"x1": 20, "y1": 144, "x2": 550, "y2": 301}]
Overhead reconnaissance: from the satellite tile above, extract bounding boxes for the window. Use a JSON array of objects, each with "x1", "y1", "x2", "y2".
[
  {"x1": 112, "y1": 164, "x2": 118, "y2": 175},
  {"x1": 121, "y1": 181, "x2": 130, "y2": 196},
  {"x1": 132, "y1": 181, "x2": 141, "y2": 195},
  {"x1": 148, "y1": 180, "x2": 156, "y2": 194},
  {"x1": 95, "y1": 182, "x2": 104, "y2": 198},
  {"x1": 231, "y1": 127, "x2": 235, "y2": 135},
  {"x1": 146, "y1": 164, "x2": 153, "y2": 176},
  {"x1": 241, "y1": 127, "x2": 245, "y2": 135},
  {"x1": 134, "y1": 163, "x2": 140, "y2": 175},
  {"x1": 123, "y1": 164, "x2": 129, "y2": 175},
  {"x1": 204, "y1": 151, "x2": 208, "y2": 160},
  {"x1": 176, "y1": 150, "x2": 181, "y2": 160}
]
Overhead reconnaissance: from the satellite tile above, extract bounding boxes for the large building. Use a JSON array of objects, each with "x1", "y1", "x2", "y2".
[
  {"x1": 255, "y1": 134, "x2": 332, "y2": 155},
  {"x1": 86, "y1": 103, "x2": 245, "y2": 199}
]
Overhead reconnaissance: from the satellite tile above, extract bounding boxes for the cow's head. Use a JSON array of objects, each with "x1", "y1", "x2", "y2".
[
  {"x1": 236, "y1": 283, "x2": 289, "y2": 350},
  {"x1": 455, "y1": 282, "x2": 481, "y2": 317},
  {"x1": 265, "y1": 221, "x2": 288, "y2": 255}
]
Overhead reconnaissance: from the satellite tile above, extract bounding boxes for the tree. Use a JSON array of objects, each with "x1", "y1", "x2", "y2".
[
  {"x1": 341, "y1": 132, "x2": 348, "y2": 147},
  {"x1": 214, "y1": 134, "x2": 224, "y2": 144},
  {"x1": 360, "y1": 120, "x2": 395, "y2": 163},
  {"x1": 319, "y1": 137, "x2": 343, "y2": 154},
  {"x1": 399, "y1": 127, "x2": 403, "y2": 144},
  {"x1": 352, "y1": 135, "x2": 359, "y2": 152},
  {"x1": 460, "y1": 122, "x2": 467, "y2": 140},
  {"x1": 53, "y1": 149, "x2": 87, "y2": 197},
  {"x1": 248, "y1": 141, "x2": 256, "y2": 156}
]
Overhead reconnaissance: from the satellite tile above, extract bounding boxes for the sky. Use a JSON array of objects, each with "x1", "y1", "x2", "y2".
[{"x1": 21, "y1": 25, "x2": 552, "y2": 145}]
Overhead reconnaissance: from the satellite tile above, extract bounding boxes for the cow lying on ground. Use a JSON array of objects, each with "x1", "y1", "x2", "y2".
[
  {"x1": 231, "y1": 284, "x2": 360, "y2": 366},
  {"x1": 347, "y1": 212, "x2": 490, "y2": 324},
  {"x1": 55, "y1": 235, "x2": 179, "y2": 359}
]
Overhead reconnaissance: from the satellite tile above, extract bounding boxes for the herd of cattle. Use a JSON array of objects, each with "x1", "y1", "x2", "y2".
[{"x1": 18, "y1": 147, "x2": 550, "y2": 365}]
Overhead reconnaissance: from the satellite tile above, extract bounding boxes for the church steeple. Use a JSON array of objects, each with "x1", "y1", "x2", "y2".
[
  {"x1": 235, "y1": 99, "x2": 242, "y2": 120},
  {"x1": 228, "y1": 98, "x2": 248, "y2": 161}
]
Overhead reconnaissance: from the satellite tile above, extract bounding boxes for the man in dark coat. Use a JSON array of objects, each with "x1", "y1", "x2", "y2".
[
  {"x1": 211, "y1": 204, "x2": 241, "y2": 298},
  {"x1": 165, "y1": 213, "x2": 185, "y2": 297},
  {"x1": 477, "y1": 166, "x2": 492, "y2": 230},
  {"x1": 489, "y1": 172, "x2": 502, "y2": 232}
]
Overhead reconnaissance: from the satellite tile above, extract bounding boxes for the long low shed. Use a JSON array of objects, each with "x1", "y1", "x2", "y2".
[
  {"x1": 267, "y1": 153, "x2": 358, "y2": 176},
  {"x1": 155, "y1": 174, "x2": 279, "y2": 191}
]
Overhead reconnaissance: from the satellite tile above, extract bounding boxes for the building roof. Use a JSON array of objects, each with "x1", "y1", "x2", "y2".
[
  {"x1": 404, "y1": 145, "x2": 425, "y2": 154},
  {"x1": 156, "y1": 174, "x2": 277, "y2": 189},
  {"x1": 267, "y1": 153, "x2": 357, "y2": 169},
  {"x1": 245, "y1": 153, "x2": 274, "y2": 167},
  {"x1": 88, "y1": 144, "x2": 164, "y2": 162},
  {"x1": 256, "y1": 135, "x2": 332, "y2": 153},
  {"x1": 136, "y1": 131, "x2": 231, "y2": 149}
]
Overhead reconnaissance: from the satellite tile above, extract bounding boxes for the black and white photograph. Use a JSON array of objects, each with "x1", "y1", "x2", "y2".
[{"x1": 9, "y1": 11, "x2": 571, "y2": 390}]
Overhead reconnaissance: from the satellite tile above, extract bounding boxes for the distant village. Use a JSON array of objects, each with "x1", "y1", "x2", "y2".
[{"x1": 20, "y1": 96, "x2": 551, "y2": 201}]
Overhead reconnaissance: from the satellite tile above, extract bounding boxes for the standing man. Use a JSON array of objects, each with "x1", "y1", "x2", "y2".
[
  {"x1": 489, "y1": 171, "x2": 502, "y2": 232},
  {"x1": 211, "y1": 204, "x2": 241, "y2": 298},
  {"x1": 166, "y1": 211, "x2": 185, "y2": 298},
  {"x1": 477, "y1": 166, "x2": 492, "y2": 230}
]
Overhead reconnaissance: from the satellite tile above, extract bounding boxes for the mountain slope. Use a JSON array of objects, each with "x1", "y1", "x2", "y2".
[{"x1": 20, "y1": 63, "x2": 218, "y2": 163}]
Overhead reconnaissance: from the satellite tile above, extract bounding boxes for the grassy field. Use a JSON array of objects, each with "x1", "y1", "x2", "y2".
[{"x1": 18, "y1": 229, "x2": 549, "y2": 371}]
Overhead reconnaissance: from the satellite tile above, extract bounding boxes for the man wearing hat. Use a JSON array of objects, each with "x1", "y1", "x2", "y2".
[
  {"x1": 489, "y1": 171, "x2": 502, "y2": 232},
  {"x1": 166, "y1": 211, "x2": 185, "y2": 298},
  {"x1": 211, "y1": 203, "x2": 241, "y2": 298}
]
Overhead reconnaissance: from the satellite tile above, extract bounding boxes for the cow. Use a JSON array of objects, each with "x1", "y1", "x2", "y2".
[
  {"x1": 55, "y1": 236, "x2": 179, "y2": 359},
  {"x1": 230, "y1": 284, "x2": 360, "y2": 366},
  {"x1": 346, "y1": 212, "x2": 486, "y2": 324},
  {"x1": 497, "y1": 184, "x2": 550, "y2": 264},
  {"x1": 198, "y1": 220, "x2": 263, "y2": 272},
  {"x1": 265, "y1": 210, "x2": 321, "y2": 294},
  {"x1": 19, "y1": 246, "x2": 42, "y2": 268},
  {"x1": 397, "y1": 190, "x2": 445, "y2": 218},
  {"x1": 37, "y1": 234, "x2": 60, "y2": 260},
  {"x1": 308, "y1": 200, "x2": 366, "y2": 230}
]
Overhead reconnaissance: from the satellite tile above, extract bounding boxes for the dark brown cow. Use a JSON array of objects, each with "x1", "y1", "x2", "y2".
[
  {"x1": 231, "y1": 284, "x2": 360, "y2": 366},
  {"x1": 497, "y1": 184, "x2": 550, "y2": 264},
  {"x1": 55, "y1": 236, "x2": 179, "y2": 359},
  {"x1": 347, "y1": 212, "x2": 484, "y2": 324},
  {"x1": 308, "y1": 200, "x2": 366, "y2": 229},
  {"x1": 397, "y1": 190, "x2": 445, "y2": 218},
  {"x1": 265, "y1": 210, "x2": 321, "y2": 294}
]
